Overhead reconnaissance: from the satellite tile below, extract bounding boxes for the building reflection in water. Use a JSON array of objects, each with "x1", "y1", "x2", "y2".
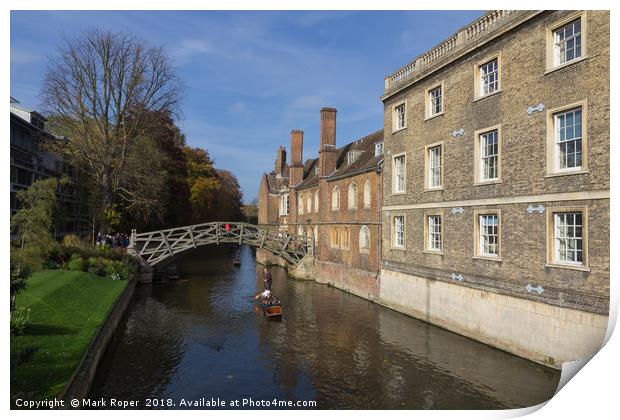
[{"x1": 91, "y1": 245, "x2": 560, "y2": 409}]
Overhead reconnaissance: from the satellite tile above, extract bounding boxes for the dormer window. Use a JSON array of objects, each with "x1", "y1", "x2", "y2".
[
  {"x1": 374, "y1": 142, "x2": 384, "y2": 157},
  {"x1": 314, "y1": 165, "x2": 319, "y2": 175},
  {"x1": 347, "y1": 151, "x2": 356, "y2": 165}
]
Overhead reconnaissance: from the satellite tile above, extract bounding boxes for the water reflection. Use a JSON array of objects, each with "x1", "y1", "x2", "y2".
[{"x1": 90, "y1": 245, "x2": 560, "y2": 409}]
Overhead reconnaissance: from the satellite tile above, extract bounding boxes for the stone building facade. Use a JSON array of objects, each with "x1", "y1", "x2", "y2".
[
  {"x1": 258, "y1": 10, "x2": 609, "y2": 368},
  {"x1": 258, "y1": 108, "x2": 384, "y2": 300},
  {"x1": 380, "y1": 10, "x2": 609, "y2": 368}
]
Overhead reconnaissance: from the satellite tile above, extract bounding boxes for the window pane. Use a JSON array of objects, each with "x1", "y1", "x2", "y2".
[
  {"x1": 480, "y1": 59, "x2": 499, "y2": 95},
  {"x1": 479, "y1": 214, "x2": 499, "y2": 256},
  {"x1": 554, "y1": 19, "x2": 582, "y2": 65},
  {"x1": 429, "y1": 146, "x2": 442, "y2": 187},
  {"x1": 555, "y1": 108, "x2": 582, "y2": 170},
  {"x1": 554, "y1": 212, "x2": 584, "y2": 264}
]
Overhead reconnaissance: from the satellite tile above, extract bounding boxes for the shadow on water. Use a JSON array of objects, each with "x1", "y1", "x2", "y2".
[{"x1": 90, "y1": 245, "x2": 560, "y2": 409}]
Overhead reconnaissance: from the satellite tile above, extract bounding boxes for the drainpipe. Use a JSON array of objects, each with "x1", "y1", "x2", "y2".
[{"x1": 376, "y1": 162, "x2": 383, "y2": 276}]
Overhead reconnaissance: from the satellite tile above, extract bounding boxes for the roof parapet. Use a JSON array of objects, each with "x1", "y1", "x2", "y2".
[{"x1": 383, "y1": 11, "x2": 536, "y2": 97}]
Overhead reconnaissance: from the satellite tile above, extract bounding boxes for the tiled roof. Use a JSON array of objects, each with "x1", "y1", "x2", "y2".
[
  {"x1": 328, "y1": 130, "x2": 383, "y2": 181},
  {"x1": 295, "y1": 158, "x2": 319, "y2": 189},
  {"x1": 295, "y1": 129, "x2": 383, "y2": 190},
  {"x1": 265, "y1": 171, "x2": 290, "y2": 194}
]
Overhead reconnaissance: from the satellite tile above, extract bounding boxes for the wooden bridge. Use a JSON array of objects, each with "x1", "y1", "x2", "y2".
[{"x1": 128, "y1": 222, "x2": 312, "y2": 266}]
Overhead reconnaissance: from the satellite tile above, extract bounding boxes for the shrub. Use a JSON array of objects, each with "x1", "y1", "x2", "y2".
[
  {"x1": 62, "y1": 234, "x2": 83, "y2": 248},
  {"x1": 87, "y1": 257, "x2": 107, "y2": 276},
  {"x1": 67, "y1": 257, "x2": 87, "y2": 272},
  {"x1": 10, "y1": 307, "x2": 32, "y2": 335},
  {"x1": 104, "y1": 259, "x2": 133, "y2": 281}
]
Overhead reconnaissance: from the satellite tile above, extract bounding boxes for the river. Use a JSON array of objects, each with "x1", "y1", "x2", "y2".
[{"x1": 90, "y1": 245, "x2": 560, "y2": 409}]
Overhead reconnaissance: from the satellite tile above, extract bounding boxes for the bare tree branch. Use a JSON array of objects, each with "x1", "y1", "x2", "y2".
[{"x1": 41, "y1": 29, "x2": 183, "y2": 233}]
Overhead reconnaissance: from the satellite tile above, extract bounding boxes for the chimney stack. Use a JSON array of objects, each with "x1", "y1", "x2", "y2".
[
  {"x1": 275, "y1": 146, "x2": 286, "y2": 177},
  {"x1": 319, "y1": 107, "x2": 337, "y2": 177},
  {"x1": 289, "y1": 130, "x2": 304, "y2": 186}
]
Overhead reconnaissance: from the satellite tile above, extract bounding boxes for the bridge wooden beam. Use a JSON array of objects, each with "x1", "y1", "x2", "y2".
[
  {"x1": 189, "y1": 226, "x2": 197, "y2": 248},
  {"x1": 282, "y1": 235, "x2": 291, "y2": 253},
  {"x1": 161, "y1": 231, "x2": 174, "y2": 258},
  {"x1": 132, "y1": 222, "x2": 310, "y2": 266}
]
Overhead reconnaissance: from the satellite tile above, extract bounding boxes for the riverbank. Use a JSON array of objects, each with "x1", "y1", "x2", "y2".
[{"x1": 10, "y1": 270, "x2": 127, "y2": 402}]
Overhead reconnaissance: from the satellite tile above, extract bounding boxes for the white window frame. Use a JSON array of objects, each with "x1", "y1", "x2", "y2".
[
  {"x1": 473, "y1": 209, "x2": 501, "y2": 260},
  {"x1": 314, "y1": 190, "x2": 319, "y2": 213},
  {"x1": 363, "y1": 180, "x2": 371, "y2": 209},
  {"x1": 554, "y1": 212, "x2": 583, "y2": 265},
  {"x1": 279, "y1": 194, "x2": 289, "y2": 216},
  {"x1": 393, "y1": 102, "x2": 407, "y2": 132},
  {"x1": 474, "y1": 53, "x2": 501, "y2": 100},
  {"x1": 347, "y1": 183, "x2": 357, "y2": 210},
  {"x1": 331, "y1": 185, "x2": 340, "y2": 211},
  {"x1": 546, "y1": 206, "x2": 589, "y2": 271},
  {"x1": 554, "y1": 107, "x2": 583, "y2": 172},
  {"x1": 546, "y1": 12, "x2": 588, "y2": 73},
  {"x1": 298, "y1": 192, "x2": 304, "y2": 215},
  {"x1": 347, "y1": 151, "x2": 356, "y2": 165},
  {"x1": 359, "y1": 225, "x2": 370, "y2": 254},
  {"x1": 306, "y1": 192, "x2": 312, "y2": 214},
  {"x1": 392, "y1": 153, "x2": 406, "y2": 195},
  {"x1": 425, "y1": 143, "x2": 443, "y2": 190},
  {"x1": 425, "y1": 82, "x2": 444, "y2": 119},
  {"x1": 554, "y1": 18, "x2": 582, "y2": 66},
  {"x1": 424, "y1": 214, "x2": 443, "y2": 253},
  {"x1": 374, "y1": 142, "x2": 384, "y2": 157},
  {"x1": 546, "y1": 101, "x2": 588, "y2": 176},
  {"x1": 392, "y1": 215, "x2": 405, "y2": 249},
  {"x1": 474, "y1": 125, "x2": 502, "y2": 184}
]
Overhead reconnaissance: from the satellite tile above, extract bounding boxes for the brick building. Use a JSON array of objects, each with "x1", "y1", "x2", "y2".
[
  {"x1": 380, "y1": 10, "x2": 609, "y2": 368},
  {"x1": 258, "y1": 108, "x2": 384, "y2": 299},
  {"x1": 257, "y1": 10, "x2": 609, "y2": 368}
]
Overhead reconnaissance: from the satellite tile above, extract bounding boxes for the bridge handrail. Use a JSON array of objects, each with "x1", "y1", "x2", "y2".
[{"x1": 129, "y1": 221, "x2": 313, "y2": 266}]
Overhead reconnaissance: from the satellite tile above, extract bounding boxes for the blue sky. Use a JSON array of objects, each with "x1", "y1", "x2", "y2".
[{"x1": 11, "y1": 10, "x2": 482, "y2": 202}]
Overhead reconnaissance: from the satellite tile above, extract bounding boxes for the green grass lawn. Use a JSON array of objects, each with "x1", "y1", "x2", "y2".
[{"x1": 10, "y1": 270, "x2": 127, "y2": 401}]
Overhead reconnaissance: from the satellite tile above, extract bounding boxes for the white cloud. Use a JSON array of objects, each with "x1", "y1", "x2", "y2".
[
  {"x1": 11, "y1": 50, "x2": 40, "y2": 65},
  {"x1": 228, "y1": 100, "x2": 251, "y2": 115},
  {"x1": 288, "y1": 95, "x2": 327, "y2": 110},
  {"x1": 170, "y1": 38, "x2": 213, "y2": 62}
]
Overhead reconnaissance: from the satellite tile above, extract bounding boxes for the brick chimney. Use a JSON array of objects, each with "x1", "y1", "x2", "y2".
[
  {"x1": 319, "y1": 107, "x2": 337, "y2": 177},
  {"x1": 275, "y1": 146, "x2": 286, "y2": 177},
  {"x1": 289, "y1": 130, "x2": 304, "y2": 186}
]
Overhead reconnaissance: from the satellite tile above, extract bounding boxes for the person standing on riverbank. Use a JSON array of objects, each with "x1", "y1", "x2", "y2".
[{"x1": 263, "y1": 267, "x2": 272, "y2": 291}]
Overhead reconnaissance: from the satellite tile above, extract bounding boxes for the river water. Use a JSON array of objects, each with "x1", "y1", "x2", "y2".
[{"x1": 90, "y1": 245, "x2": 560, "y2": 409}]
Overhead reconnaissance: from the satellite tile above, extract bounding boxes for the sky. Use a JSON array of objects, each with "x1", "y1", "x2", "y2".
[{"x1": 10, "y1": 10, "x2": 482, "y2": 203}]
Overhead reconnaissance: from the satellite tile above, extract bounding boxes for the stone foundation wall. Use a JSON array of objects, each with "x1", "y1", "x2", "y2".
[
  {"x1": 256, "y1": 248, "x2": 287, "y2": 268},
  {"x1": 60, "y1": 278, "x2": 137, "y2": 402},
  {"x1": 379, "y1": 268, "x2": 608, "y2": 369},
  {"x1": 315, "y1": 259, "x2": 380, "y2": 302},
  {"x1": 288, "y1": 255, "x2": 316, "y2": 280}
]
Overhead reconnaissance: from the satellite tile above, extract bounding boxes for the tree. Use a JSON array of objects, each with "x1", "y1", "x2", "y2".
[
  {"x1": 242, "y1": 200, "x2": 258, "y2": 225},
  {"x1": 126, "y1": 108, "x2": 191, "y2": 229},
  {"x1": 182, "y1": 147, "x2": 244, "y2": 223},
  {"x1": 41, "y1": 29, "x2": 182, "y2": 234},
  {"x1": 212, "y1": 169, "x2": 244, "y2": 222},
  {"x1": 184, "y1": 147, "x2": 220, "y2": 222},
  {"x1": 10, "y1": 178, "x2": 61, "y2": 311}
]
